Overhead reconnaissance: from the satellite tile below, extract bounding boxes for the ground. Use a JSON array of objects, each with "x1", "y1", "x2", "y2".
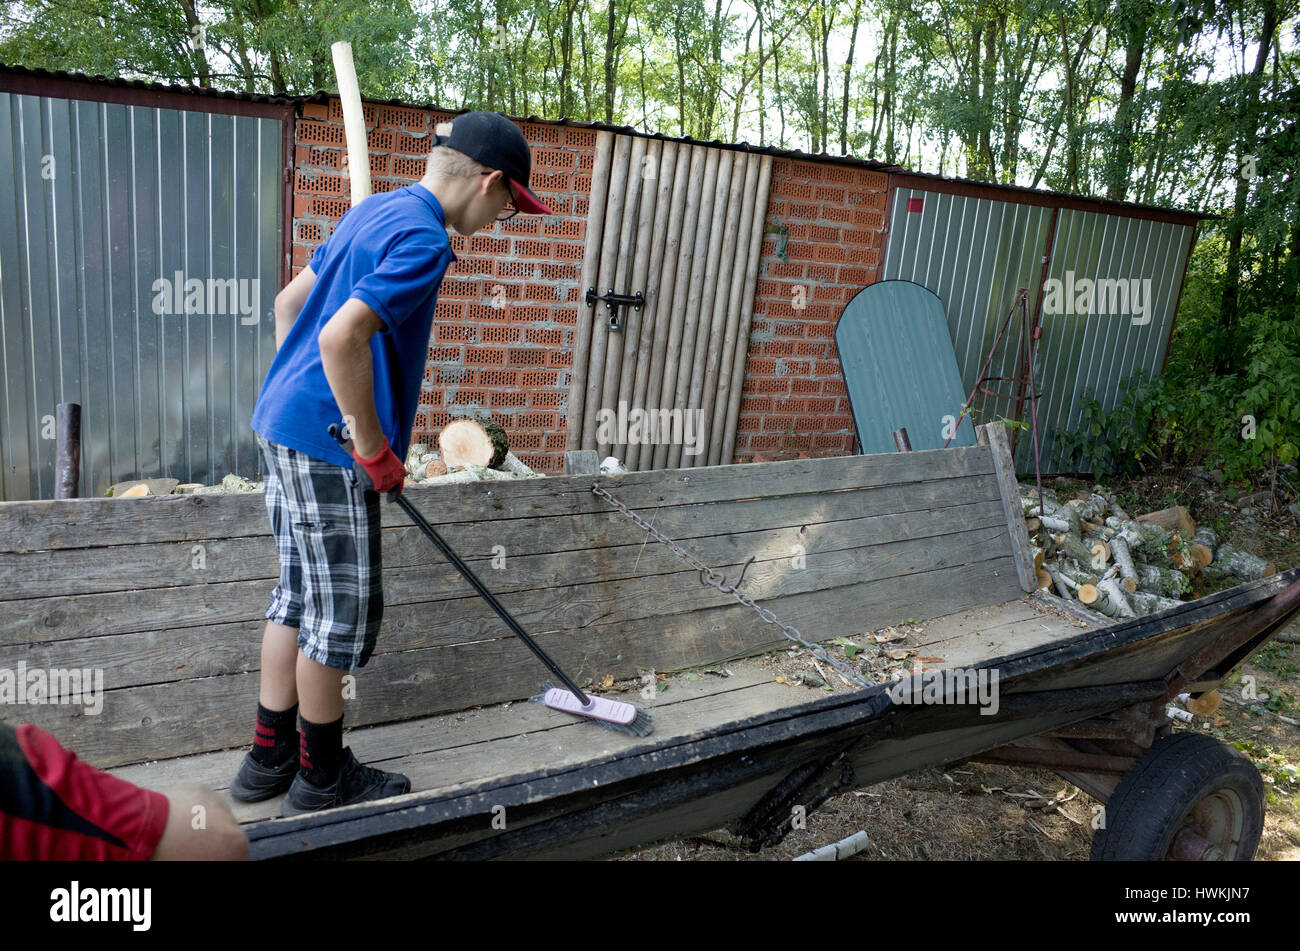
[{"x1": 603, "y1": 463, "x2": 1300, "y2": 861}]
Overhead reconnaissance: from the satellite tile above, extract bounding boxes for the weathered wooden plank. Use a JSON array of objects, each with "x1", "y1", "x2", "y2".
[
  {"x1": 10, "y1": 555, "x2": 1019, "y2": 767},
  {"x1": 976, "y1": 421, "x2": 1037, "y2": 593},
  {"x1": 0, "y1": 472, "x2": 1002, "y2": 599},
  {"x1": 106, "y1": 666, "x2": 779, "y2": 803},
  {"x1": 1032, "y1": 589, "x2": 1104, "y2": 628},
  {"x1": 0, "y1": 448, "x2": 995, "y2": 552},
  {"x1": 6, "y1": 520, "x2": 1013, "y2": 679},
  {"x1": 1, "y1": 498, "x2": 1010, "y2": 647},
  {"x1": 912, "y1": 615, "x2": 1083, "y2": 670}
]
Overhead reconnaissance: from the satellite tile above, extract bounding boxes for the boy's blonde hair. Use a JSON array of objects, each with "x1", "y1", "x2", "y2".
[{"x1": 425, "y1": 144, "x2": 494, "y2": 180}]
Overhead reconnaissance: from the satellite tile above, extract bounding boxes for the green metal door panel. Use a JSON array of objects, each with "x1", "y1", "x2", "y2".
[{"x1": 834, "y1": 280, "x2": 975, "y2": 454}]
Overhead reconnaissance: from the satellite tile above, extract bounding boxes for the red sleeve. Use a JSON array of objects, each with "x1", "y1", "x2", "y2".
[{"x1": 0, "y1": 723, "x2": 169, "y2": 861}]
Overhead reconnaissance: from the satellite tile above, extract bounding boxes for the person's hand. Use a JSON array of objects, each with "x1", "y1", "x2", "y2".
[{"x1": 352, "y1": 441, "x2": 406, "y2": 495}]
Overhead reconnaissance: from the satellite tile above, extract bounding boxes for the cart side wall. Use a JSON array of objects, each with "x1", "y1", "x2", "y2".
[{"x1": 0, "y1": 443, "x2": 1027, "y2": 768}]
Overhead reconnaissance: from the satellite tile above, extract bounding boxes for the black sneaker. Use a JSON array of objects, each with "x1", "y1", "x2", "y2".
[
  {"x1": 279, "y1": 748, "x2": 411, "y2": 817},
  {"x1": 229, "y1": 751, "x2": 300, "y2": 802}
]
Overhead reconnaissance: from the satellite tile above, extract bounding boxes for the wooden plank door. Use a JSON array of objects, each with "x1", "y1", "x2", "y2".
[{"x1": 565, "y1": 132, "x2": 773, "y2": 470}]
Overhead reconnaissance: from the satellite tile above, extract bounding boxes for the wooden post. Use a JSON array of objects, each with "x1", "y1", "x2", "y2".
[
  {"x1": 55, "y1": 402, "x2": 81, "y2": 500},
  {"x1": 720, "y1": 156, "x2": 773, "y2": 467},
  {"x1": 597, "y1": 134, "x2": 648, "y2": 460},
  {"x1": 613, "y1": 137, "x2": 663, "y2": 469},
  {"x1": 892, "y1": 428, "x2": 912, "y2": 451},
  {"x1": 627, "y1": 140, "x2": 678, "y2": 472},
  {"x1": 709, "y1": 153, "x2": 763, "y2": 467},
  {"x1": 671, "y1": 147, "x2": 728, "y2": 470},
  {"x1": 977, "y1": 421, "x2": 1038, "y2": 593},
  {"x1": 702, "y1": 152, "x2": 755, "y2": 468},
  {"x1": 634, "y1": 142, "x2": 691, "y2": 473},
  {"x1": 566, "y1": 131, "x2": 615, "y2": 452},
  {"x1": 656, "y1": 146, "x2": 715, "y2": 470},
  {"x1": 564, "y1": 449, "x2": 600, "y2": 475},
  {"x1": 582, "y1": 133, "x2": 632, "y2": 451}
]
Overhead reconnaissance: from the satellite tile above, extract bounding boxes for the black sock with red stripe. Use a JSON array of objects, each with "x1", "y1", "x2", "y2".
[
  {"x1": 250, "y1": 702, "x2": 298, "y2": 767},
  {"x1": 298, "y1": 715, "x2": 344, "y2": 787}
]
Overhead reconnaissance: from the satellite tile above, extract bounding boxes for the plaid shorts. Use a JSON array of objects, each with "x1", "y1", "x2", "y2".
[{"x1": 256, "y1": 432, "x2": 384, "y2": 670}]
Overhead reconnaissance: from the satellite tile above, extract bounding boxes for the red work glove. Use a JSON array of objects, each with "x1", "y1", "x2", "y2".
[{"x1": 352, "y1": 442, "x2": 406, "y2": 495}]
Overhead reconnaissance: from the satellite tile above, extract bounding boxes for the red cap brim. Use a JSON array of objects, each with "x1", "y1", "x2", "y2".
[{"x1": 509, "y1": 178, "x2": 552, "y2": 215}]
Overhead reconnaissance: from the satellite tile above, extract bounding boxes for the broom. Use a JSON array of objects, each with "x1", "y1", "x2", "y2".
[{"x1": 328, "y1": 423, "x2": 653, "y2": 737}]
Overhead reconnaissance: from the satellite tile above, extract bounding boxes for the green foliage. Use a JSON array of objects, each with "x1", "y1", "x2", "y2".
[{"x1": 1052, "y1": 369, "x2": 1170, "y2": 476}]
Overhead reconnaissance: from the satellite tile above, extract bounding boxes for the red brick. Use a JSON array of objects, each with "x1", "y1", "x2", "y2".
[{"x1": 298, "y1": 119, "x2": 345, "y2": 146}]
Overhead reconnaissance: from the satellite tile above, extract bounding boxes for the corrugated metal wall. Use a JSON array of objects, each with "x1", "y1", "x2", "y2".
[
  {"x1": 0, "y1": 92, "x2": 282, "y2": 501},
  {"x1": 881, "y1": 187, "x2": 1054, "y2": 452},
  {"x1": 880, "y1": 185, "x2": 1193, "y2": 474},
  {"x1": 1033, "y1": 210, "x2": 1192, "y2": 473}
]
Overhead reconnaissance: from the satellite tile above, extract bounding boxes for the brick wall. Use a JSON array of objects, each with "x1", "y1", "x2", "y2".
[
  {"x1": 738, "y1": 158, "x2": 888, "y2": 462},
  {"x1": 288, "y1": 99, "x2": 887, "y2": 471}
]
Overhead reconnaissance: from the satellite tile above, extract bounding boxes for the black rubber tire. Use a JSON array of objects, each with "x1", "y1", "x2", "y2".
[{"x1": 1090, "y1": 732, "x2": 1264, "y2": 861}]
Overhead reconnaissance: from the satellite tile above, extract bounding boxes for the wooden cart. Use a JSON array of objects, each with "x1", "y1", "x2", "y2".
[{"x1": 2, "y1": 422, "x2": 1296, "y2": 860}]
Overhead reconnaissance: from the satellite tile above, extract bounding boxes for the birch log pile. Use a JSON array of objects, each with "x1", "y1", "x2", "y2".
[{"x1": 1020, "y1": 483, "x2": 1277, "y2": 619}]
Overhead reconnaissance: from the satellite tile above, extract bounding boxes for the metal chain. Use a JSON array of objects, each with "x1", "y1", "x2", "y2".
[{"x1": 590, "y1": 481, "x2": 872, "y2": 688}]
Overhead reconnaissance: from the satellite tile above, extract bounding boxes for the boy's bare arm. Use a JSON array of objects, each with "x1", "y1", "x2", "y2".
[
  {"x1": 274, "y1": 266, "x2": 317, "y2": 350},
  {"x1": 318, "y1": 297, "x2": 389, "y2": 458}
]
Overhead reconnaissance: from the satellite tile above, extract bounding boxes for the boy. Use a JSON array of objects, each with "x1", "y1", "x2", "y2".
[{"x1": 234, "y1": 112, "x2": 552, "y2": 816}]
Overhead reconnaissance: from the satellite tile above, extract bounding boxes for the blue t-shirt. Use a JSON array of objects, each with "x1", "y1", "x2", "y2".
[{"x1": 251, "y1": 183, "x2": 456, "y2": 469}]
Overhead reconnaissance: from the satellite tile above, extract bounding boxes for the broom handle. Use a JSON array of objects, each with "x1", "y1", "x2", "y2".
[{"x1": 327, "y1": 424, "x2": 591, "y2": 705}]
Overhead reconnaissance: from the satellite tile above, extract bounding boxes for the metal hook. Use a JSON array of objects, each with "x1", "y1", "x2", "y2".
[{"x1": 702, "y1": 555, "x2": 756, "y2": 594}]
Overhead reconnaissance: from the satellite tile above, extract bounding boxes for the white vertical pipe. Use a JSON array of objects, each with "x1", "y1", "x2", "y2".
[{"x1": 331, "y1": 41, "x2": 372, "y2": 204}]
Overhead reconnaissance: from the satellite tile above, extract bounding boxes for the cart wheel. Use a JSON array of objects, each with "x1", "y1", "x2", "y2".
[{"x1": 1090, "y1": 733, "x2": 1264, "y2": 861}]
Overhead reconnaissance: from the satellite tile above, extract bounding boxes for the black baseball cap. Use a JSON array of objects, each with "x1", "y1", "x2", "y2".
[{"x1": 430, "y1": 111, "x2": 552, "y2": 215}]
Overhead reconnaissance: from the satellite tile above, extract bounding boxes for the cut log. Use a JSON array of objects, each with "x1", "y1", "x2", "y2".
[
  {"x1": 1110, "y1": 535, "x2": 1140, "y2": 593},
  {"x1": 1136, "y1": 563, "x2": 1193, "y2": 597},
  {"x1": 424, "y1": 459, "x2": 448, "y2": 479},
  {"x1": 1056, "y1": 561, "x2": 1099, "y2": 588},
  {"x1": 1129, "y1": 591, "x2": 1185, "y2": 616},
  {"x1": 1024, "y1": 517, "x2": 1041, "y2": 533},
  {"x1": 1211, "y1": 543, "x2": 1275, "y2": 581},
  {"x1": 1136, "y1": 505, "x2": 1195, "y2": 536},
  {"x1": 1188, "y1": 542, "x2": 1213, "y2": 569},
  {"x1": 1062, "y1": 536, "x2": 1103, "y2": 571},
  {"x1": 1047, "y1": 566, "x2": 1075, "y2": 599},
  {"x1": 1089, "y1": 539, "x2": 1112, "y2": 566},
  {"x1": 1066, "y1": 495, "x2": 1108, "y2": 522},
  {"x1": 1039, "y1": 507, "x2": 1081, "y2": 538},
  {"x1": 439, "y1": 419, "x2": 510, "y2": 470},
  {"x1": 1192, "y1": 527, "x2": 1219, "y2": 559},
  {"x1": 1082, "y1": 576, "x2": 1136, "y2": 618},
  {"x1": 1032, "y1": 546, "x2": 1046, "y2": 571},
  {"x1": 498, "y1": 451, "x2": 540, "y2": 477},
  {"x1": 1035, "y1": 568, "x2": 1053, "y2": 590},
  {"x1": 1105, "y1": 516, "x2": 1168, "y2": 547},
  {"x1": 106, "y1": 477, "x2": 180, "y2": 498}
]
